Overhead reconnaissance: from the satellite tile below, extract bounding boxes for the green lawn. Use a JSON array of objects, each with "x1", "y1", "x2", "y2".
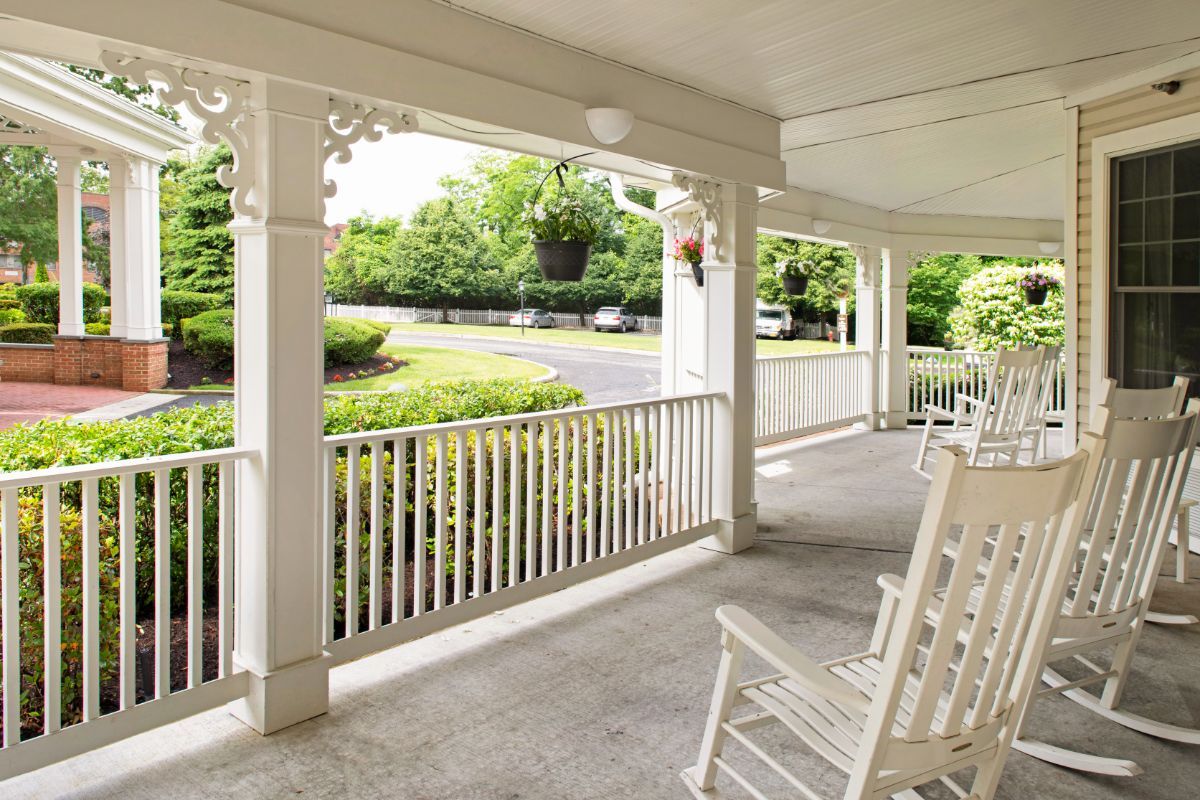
[
  {"x1": 387, "y1": 322, "x2": 849, "y2": 355},
  {"x1": 328, "y1": 344, "x2": 549, "y2": 391}
]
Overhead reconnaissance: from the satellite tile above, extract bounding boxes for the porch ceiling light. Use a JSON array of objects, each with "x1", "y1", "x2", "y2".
[
  {"x1": 585, "y1": 107, "x2": 635, "y2": 145},
  {"x1": 1038, "y1": 241, "x2": 1062, "y2": 255},
  {"x1": 812, "y1": 219, "x2": 833, "y2": 235}
]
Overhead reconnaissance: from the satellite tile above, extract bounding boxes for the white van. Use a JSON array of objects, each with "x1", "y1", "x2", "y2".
[{"x1": 755, "y1": 302, "x2": 798, "y2": 340}]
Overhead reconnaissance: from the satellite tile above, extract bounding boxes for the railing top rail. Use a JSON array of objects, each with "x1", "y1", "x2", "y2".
[
  {"x1": 323, "y1": 391, "x2": 723, "y2": 448},
  {"x1": 0, "y1": 445, "x2": 257, "y2": 489},
  {"x1": 755, "y1": 350, "x2": 867, "y2": 363}
]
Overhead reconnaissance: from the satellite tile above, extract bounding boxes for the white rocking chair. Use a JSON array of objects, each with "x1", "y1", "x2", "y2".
[
  {"x1": 1020, "y1": 345, "x2": 1062, "y2": 462},
  {"x1": 932, "y1": 401, "x2": 1200, "y2": 777},
  {"x1": 683, "y1": 440, "x2": 1102, "y2": 800},
  {"x1": 913, "y1": 346, "x2": 1045, "y2": 476}
]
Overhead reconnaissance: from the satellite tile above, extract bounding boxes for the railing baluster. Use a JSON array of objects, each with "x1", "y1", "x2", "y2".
[
  {"x1": 393, "y1": 436, "x2": 407, "y2": 621},
  {"x1": 611, "y1": 409, "x2": 623, "y2": 553},
  {"x1": 637, "y1": 406, "x2": 648, "y2": 546},
  {"x1": 541, "y1": 420, "x2": 552, "y2": 574},
  {"x1": 370, "y1": 441, "x2": 385, "y2": 626},
  {"x1": 154, "y1": 469, "x2": 170, "y2": 699},
  {"x1": 322, "y1": 448, "x2": 336, "y2": 642},
  {"x1": 682, "y1": 401, "x2": 694, "y2": 529},
  {"x1": 473, "y1": 427, "x2": 485, "y2": 599},
  {"x1": 624, "y1": 409, "x2": 635, "y2": 549},
  {"x1": 218, "y1": 461, "x2": 234, "y2": 679},
  {"x1": 557, "y1": 417, "x2": 567, "y2": 571},
  {"x1": 345, "y1": 445, "x2": 360, "y2": 635},
  {"x1": 82, "y1": 477, "x2": 99, "y2": 720},
  {"x1": 455, "y1": 431, "x2": 467, "y2": 604},
  {"x1": 433, "y1": 434, "x2": 448, "y2": 611},
  {"x1": 649, "y1": 406, "x2": 661, "y2": 541},
  {"x1": 186, "y1": 465, "x2": 203, "y2": 687},
  {"x1": 2, "y1": 487, "x2": 19, "y2": 745},
  {"x1": 525, "y1": 422, "x2": 537, "y2": 580},
  {"x1": 662, "y1": 402, "x2": 674, "y2": 536},
  {"x1": 585, "y1": 414, "x2": 596, "y2": 561},
  {"x1": 508, "y1": 424, "x2": 521, "y2": 586},
  {"x1": 414, "y1": 436, "x2": 427, "y2": 616},
  {"x1": 491, "y1": 427, "x2": 504, "y2": 591},
  {"x1": 43, "y1": 482, "x2": 61, "y2": 733},
  {"x1": 118, "y1": 472, "x2": 136, "y2": 709},
  {"x1": 600, "y1": 412, "x2": 612, "y2": 555},
  {"x1": 572, "y1": 415, "x2": 583, "y2": 566}
]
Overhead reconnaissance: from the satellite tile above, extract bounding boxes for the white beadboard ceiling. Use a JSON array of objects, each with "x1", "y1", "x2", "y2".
[{"x1": 436, "y1": 0, "x2": 1200, "y2": 221}]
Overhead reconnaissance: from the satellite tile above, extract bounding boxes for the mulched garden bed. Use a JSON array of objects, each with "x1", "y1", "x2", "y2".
[{"x1": 165, "y1": 340, "x2": 407, "y2": 390}]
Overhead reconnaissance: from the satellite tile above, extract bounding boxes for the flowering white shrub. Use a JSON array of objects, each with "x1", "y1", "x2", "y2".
[{"x1": 949, "y1": 263, "x2": 1065, "y2": 351}]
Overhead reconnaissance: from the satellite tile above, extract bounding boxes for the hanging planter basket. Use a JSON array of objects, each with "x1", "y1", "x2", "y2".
[
  {"x1": 1024, "y1": 286, "x2": 1048, "y2": 305},
  {"x1": 782, "y1": 275, "x2": 808, "y2": 295},
  {"x1": 534, "y1": 240, "x2": 592, "y2": 282},
  {"x1": 690, "y1": 261, "x2": 705, "y2": 287}
]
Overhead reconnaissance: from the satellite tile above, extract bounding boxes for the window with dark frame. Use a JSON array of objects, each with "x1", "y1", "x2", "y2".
[{"x1": 1109, "y1": 139, "x2": 1200, "y2": 396}]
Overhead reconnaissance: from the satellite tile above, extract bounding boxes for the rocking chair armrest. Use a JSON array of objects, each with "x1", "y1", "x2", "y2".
[
  {"x1": 876, "y1": 573, "x2": 905, "y2": 599},
  {"x1": 955, "y1": 394, "x2": 988, "y2": 412},
  {"x1": 715, "y1": 605, "x2": 871, "y2": 714},
  {"x1": 925, "y1": 405, "x2": 972, "y2": 424}
]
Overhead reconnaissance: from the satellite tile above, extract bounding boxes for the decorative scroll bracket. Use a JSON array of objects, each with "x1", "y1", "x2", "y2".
[
  {"x1": 100, "y1": 51, "x2": 256, "y2": 216},
  {"x1": 849, "y1": 244, "x2": 878, "y2": 289},
  {"x1": 323, "y1": 100, "x2": 419, "y2": 206},
  {"x1": 672, "y1": 174, "x2": 723, "y2": 262}
]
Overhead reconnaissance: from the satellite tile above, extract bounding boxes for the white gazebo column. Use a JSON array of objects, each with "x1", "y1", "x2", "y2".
[
  {"x1": 701, "y1": 182, "x2": 758, "y2": 554},
  {"x1": 881, "y1": 248, "x2": 909, "y2": 428},
  {"x1": 51, "y1": 151, "x2": 85, "y2": 336},
  {"x1": 852, "y1": 245, "x2": 884, "y2": 429},
  {"x1": 108, "y1": 156, "x2": 163, "y2": 340},
  {"x1": 229, "y1": 78, "x2": 331, "y2": 734}
]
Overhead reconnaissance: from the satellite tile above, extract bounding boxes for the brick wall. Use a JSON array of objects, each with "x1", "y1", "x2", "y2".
[
  {"x1": 0, "y1": 343, "x2": 55, "y2": 382},
  {"x1": 120, "y1": 340, "x2": 169, "y2": 392}
]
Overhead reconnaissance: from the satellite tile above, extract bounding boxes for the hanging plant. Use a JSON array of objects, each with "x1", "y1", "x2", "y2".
[
  {"x1": 674, "y1": 236, "x2": 705, "y2": 286},
  {"x1": 523, "y1": 161, "x2": 599, "y2": 282},
  {"x1": 1019, "y1": 269, "x2": 1060, "y2": 305},
  {"x1": 775, "y1": 256, "x2": 816, "y2": 296}
]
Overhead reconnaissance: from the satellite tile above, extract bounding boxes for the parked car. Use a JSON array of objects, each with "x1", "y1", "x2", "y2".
[
  {"x1": 508, "y1": 309, "x2": 555, "y2": 328},
  {"x1": 755, "y1": 302, "x2": 799, "y2": 340},
  {"x1": 593, "y1": 306, "x2": 638, "y2": 333}
]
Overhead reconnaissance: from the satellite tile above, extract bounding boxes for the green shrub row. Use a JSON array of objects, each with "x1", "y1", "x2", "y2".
[
  {"x1": 0, "y1": 322, "x2": 55, "y2": 344},
  {"x1": 182, "y1": 311, "x2": 389, "y2": 369},
  {"x1": 0, "y1": 307, "x2": 25, "y2": 326},
  {"x1": 322, "y1": 318, "x2": 387, "y2": 366},
  {"x1": 14, "y1": 282, "x2": 108, "y2": 325},
  {"x1": 0, "y1": 297, "x2": 20, "y2": 310},
  {"x1": 161, "y1": 290, "x2": 223, "y2": 340}
]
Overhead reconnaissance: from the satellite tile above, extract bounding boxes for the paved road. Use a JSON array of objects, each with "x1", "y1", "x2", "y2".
[{"x1": 132, "y1": 333, "x2": 662, "y2": 418}]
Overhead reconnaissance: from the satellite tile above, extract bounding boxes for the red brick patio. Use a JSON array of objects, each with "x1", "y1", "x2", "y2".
[{"x1": 0, "y1": 382, "x2": 137, "y2": 430}]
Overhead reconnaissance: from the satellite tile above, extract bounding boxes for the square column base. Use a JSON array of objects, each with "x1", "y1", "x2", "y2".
[
  {"x1": 699, "y1": 510, "x2": 757, "y2": 554},
  {"x1": 855, "y1": 412, "x2": 886, "y2": 431},
  {"x1": 228, "y1": 652, "x2": 332, "y2": 735},
  {"x1": 885, "y1": 411, "x2": 911, "y2": 430}
]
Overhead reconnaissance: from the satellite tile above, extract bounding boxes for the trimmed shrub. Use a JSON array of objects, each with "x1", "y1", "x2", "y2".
[
  {"x1": 323, "y1": 318, "x2": 386, "y2": 367},
  {"x1": 84, "y1": 322, "x2": 110, "y2": 336},
  {"x1": 182, "y1": 308, "x2": 235, "y2": 368},
  {"x1": 0, "y1": 322, "x2": 55, "y2": 344},
  {"x1": 161, "y1": 290, "x2": 223, "y2": 340},
  {"x1": 15, "y1": 282, "x2": 108, "y2": 324},
  {"x1": 0, "y1": 297, "x2": 20, "y2": 310},
  {"x1": 342, "y1": 317, "x2": 392, "y2": 335},
  {"x1": 0, "y1": 308, "x2": 25, "y2": 326}
]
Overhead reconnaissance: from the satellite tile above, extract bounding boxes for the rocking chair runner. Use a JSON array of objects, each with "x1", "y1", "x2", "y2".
[
  {"x1": 684, "y1": 439, "x2": 1103, "y2": 800},
  {"x1": 913, "y1": 346, "x2": 1046, "y2": 475}
]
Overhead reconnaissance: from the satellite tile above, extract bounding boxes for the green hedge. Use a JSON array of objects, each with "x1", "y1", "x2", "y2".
[
  {"x1": 161, "y1": 290, "x2": 223, "y2": 340},
  {"x1": 341, "y1": 317, "x2": 391, "y2": 335},
  {"x1": 0, "y1": 297, "x2": 20, "y2": 310},
  {"x1": 0, "y1": 308, "x2": 25, "y2": 326},
  {"x1": 0, "y1": 322, "x2": 55, "y2": 344},
  {"x1": 183, "y1": 312, "x2": 388, "y2": 369},
  {"x1": 15, "y1": 282, "x2": 107, "y2": 324}
]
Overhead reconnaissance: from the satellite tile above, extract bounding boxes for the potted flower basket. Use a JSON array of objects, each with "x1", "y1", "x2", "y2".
[
  {"x1": 524, "y1": 163, "x2": 599, "y2": 282},
  {"x1": 1020, "y1": 269, "x2": 1060, "y2": 305},
  {"x1": 776, "y1": 257, "x2": 816, "y2": 296},
  {"x1": 674, "y1": 236, "x2": 704, "y2": 287}
]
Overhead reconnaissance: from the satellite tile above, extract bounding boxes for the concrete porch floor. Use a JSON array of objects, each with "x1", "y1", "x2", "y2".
[{"x1": 7, "y1": 428, "x2": 1200, "y2": 799}]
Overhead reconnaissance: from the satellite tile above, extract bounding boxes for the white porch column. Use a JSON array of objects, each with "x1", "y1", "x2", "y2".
[
  {"x1": 881, "y1": 248, "x2": 910, "y2": 428},
  {"x1": 51, "y1": 152, "x2": 85, "y2": 336},
  {"x1": 108, "y1": 156, "x2": 163, "y2": 340},
  {"x1": 229, "y1": 79, "x2": 330, "y2": 734},
  {"x1": 702, "y1": 182, "x2": 758, "y2": 554},
  {"x1": 853, "y1": 245, "x2": 884, "y2": 429}
]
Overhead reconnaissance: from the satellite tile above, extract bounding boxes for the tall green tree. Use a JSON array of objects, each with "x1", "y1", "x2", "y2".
[
  {"x1": 756, "y1": 235, "x2": 856, "y2": 319},
  {"x1": 906, "y1": 253, "x2": 985, "y2": 346},
  {"x1": 0, "y1": 146, "x2": 58, "y2": 270},
  {"x1": 324, "y1": 214, "x2": 403, "y2": 304},
  {"x1": 163, "y1": 145, "x2": 235, "y2": 301}
]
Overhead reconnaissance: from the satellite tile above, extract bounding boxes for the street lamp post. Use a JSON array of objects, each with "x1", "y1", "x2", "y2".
[{"x1": 518, "y1": 279, "x2": 526, "y2": 338}]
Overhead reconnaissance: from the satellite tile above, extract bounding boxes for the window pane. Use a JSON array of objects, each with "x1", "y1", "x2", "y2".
[
  {"x1": 1118, "y1": 157, "x2": 1144, "y2": 201},
  {"x1": 1174, "y1": 194, "x2": 1200, "y2": 240},
  {"x1": 1119, "y1": 201, "x2": 1144, "y2": 243},
  {"x1": 1118, "y1": 293, "x2": 1200, "y2": 392},
  {"x1": 1146, "y1": 243, "x2": 1172, "y2": 285},
  {"x1": 1146, "y1": 151, "x2": 1173, "y2": 197},
  {"x1": 1175, "y1": 145, "x2": 1200, "y2": 194},
  {"x1": 1145, "y1": 197, "x2": 1171, "y2": 241},
  {"x1": 1173, "y1": 242, "x2": 1200, "y2": 285},
  {"x1": 1118, "y1": 244, "x2": 1143, "y2": 286}
]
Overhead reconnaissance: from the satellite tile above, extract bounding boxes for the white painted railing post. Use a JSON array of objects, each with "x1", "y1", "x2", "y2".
[
  {"x1": 229, "y1": 78, "x2": 331, "y2": 734},
  {"x1": 882, "y1": 248, "x2": 910, "y2": 429},
  {"x1": 852, "y1": 245, "x2": 884, "y2": 429}
]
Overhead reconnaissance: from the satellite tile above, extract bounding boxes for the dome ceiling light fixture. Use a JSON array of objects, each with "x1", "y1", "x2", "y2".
[
  {"x1": 585, "y1": 107, "x2": 635, "y2": 145},
  {"x1": 1038, "y1": 241, "x2": 1063, "y2": 255},
  {"x1": 812, "y1": 219, "x2": 833, "y2": 235}
]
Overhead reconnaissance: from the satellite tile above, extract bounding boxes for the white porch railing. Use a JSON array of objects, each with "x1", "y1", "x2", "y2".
[
  {"x1": 754, "y1": 351, "x2": 871, "y2": 445},
  {"x1": 0, "y1": 446, "x2": 254, "y2": 779},
  {"x1": 904, "y1": 348, "x2": 1067, "y2": 422},
  {"x1": 319, "y1": 392, "x2": 718, "y2": 663}
]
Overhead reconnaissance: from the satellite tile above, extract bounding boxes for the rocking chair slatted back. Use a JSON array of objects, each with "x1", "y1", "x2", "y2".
[
  {"x1": 977, "y1": 346, "x2": 1045, "y2": 443},
  {"x1": 1029, "y1": 344, "x2": 1064, "y2": 422},
  {"x1": 1066, "y1": 403, "x2": 1199, "y2": 623},
  {"x1": 1100, "y1": 376, "x2": 1188, "y2": 420},
  {"x1": 860, "y1": 438, "x2": 1101, "y2": 778}
]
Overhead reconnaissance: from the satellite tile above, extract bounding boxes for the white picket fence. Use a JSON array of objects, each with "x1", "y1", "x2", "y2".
[
  {"x1": 904, "y1": 347, "x2": 1067, "y2": 422},
  {"x1": 331, "y1": 304, "x2": 663, "y2": 332},
  {"x1": 754, "y1": 351, "x2": 871, "y2": 445},
  {"x1": 0, "y1": 447, "x2": 254, "y2": 779},
  {"x1": 319, "y1": 391, "x2": 718, "y2": 663}
]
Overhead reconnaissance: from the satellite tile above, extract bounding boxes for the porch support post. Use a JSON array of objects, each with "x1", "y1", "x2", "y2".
[
  {"x1": 108, "y1": 156, "x2": 163, "y2": 340},
  {"x1": 702, "y1": 182, "x2": 758, "y2": 554},
  {"x1": 852, "y1": 245, "x2": 884, "y2": 429},
  {"x1": 51, "y1": 152, "x2": 85, "y2": 336},
  {"x1": 881, "y1": 248, "x2": 909, "y2": 428},
  {"x1": 229, "y1": 78, "x2": 331, "y2": 735}
]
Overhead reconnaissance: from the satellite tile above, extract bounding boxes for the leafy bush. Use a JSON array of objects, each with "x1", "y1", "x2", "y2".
[
  {"x1": 0, "y1": 307, "x2": 25, "y2": 326},
  {"x1": 15, "y1": 282, "x2": 108, "y2": 324},
  {"x1": 161, "y1": 290, "x2": 223, "y2": 339},
  {"x1": 84, "y1": 322, "x2": 110, "y2": 336},
  {"x1": 323, "y1": 318, "x2": 386, "y2": 367},
  {"x1": 0, "y1": 322, "x2": 55, "y2": 344},
  {"x1": 949, "y1": 263, "x2": 1065, "y2": 351},
  {"x1": 342, "y1": 317, "x2": 392, "y2": 335},
  {"x1": 0, "y1": 297, "x2": 20, "y2": 310},
  {"x1": 182, "y1": 309, "x2": 234, "y2": 368}
]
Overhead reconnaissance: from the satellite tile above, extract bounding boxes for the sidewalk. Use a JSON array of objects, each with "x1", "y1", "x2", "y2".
[{"x1": 0, "y1": 383, "x2": 180, "y2": 430}]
